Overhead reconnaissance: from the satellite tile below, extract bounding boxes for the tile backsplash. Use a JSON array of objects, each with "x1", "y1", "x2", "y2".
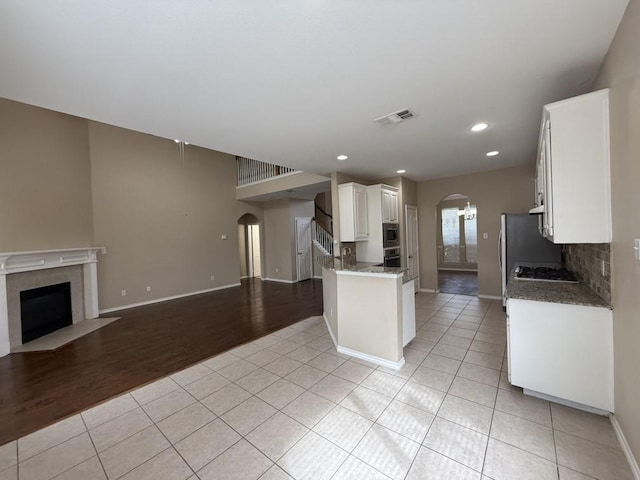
[{"x1": 564, "y1": 243, "x2": 611, "y2": 305}]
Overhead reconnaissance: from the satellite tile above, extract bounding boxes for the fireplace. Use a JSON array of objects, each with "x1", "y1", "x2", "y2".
[
  {"x1": 21, "y1": 282, "x2": 73, "y2": 344},
  {"x1": 0, "y1": 247, "x2": 104, "y2": 357}
]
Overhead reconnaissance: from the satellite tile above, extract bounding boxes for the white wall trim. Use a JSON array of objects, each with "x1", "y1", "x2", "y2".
[
  {"x1": 610, "y1": 415, "x2": 640, "y2": 480},
  {"x1": 337, "y1": 345, "x2": 405, "y2": 371},
  {"x1": 323, "y1": 313, "x2": 338, "y2": 349},
  {"x1": 262, "y1": 277, "x2": 296, "y2": 284},
  {"x1": 478, "y1": 294, "x2": 502, "y2": 300},
  {"x1": 99, "y1": 283, "x2": 241, "y2": 314},
  {"x1": 235, "y1": 170, "x2": 302, "y2": 189},
  {"x1": 313, "y1": 275, "x2": 323, "y2": 280},
  {"x1": 240, "y1": 275, "x2": 249, "y2": 279},
  {"x1": 419, "y1": 288, "x2": 439, "y2": 293}
]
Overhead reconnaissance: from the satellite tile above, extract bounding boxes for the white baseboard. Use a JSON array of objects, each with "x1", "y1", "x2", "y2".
[
  {"x1": 0, "y1": 341, "x2": 9, "y2": 358},
  {"x1": 262, "y1": 277, "x2": 296, "y2": 284},
  {"x1": 313, "y1": 275, "x2": 323, "y2": 280},
  {"x1": 438, "y1": 268, "x2": 478, "y2": 272},
  {"x1": 336, "y1": 345, "x2": 406, "y2": 371},
  {"x1": 478, "y1": 294, "x2": 502, "y2": 300},
  {"x1": 240, "y1": 275, "x2": 249, "y2": 279},
  {"x1": 321, "y1": 314, "x2": 404, "y2": 370},
  {"x1": 99, "y1": 283, "x2": 241, "y2": 314},
  {"x1": 419, "y1": 288, "x2": 439, "y2": 293},
  {"x1": 610, "y1": 415, "x2": 640, "y2": 480},
  {"x1": 322, "y1": 313, "x2": 338, "y2": 348}
]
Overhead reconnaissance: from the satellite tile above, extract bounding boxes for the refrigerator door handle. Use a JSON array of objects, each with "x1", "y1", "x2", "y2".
[{"x1": 498, "y1": 228, "x2": 503, "y2": 272}]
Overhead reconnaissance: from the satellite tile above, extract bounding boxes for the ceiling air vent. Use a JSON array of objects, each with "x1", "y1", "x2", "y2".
[{"x1": 373, "y1": 108, "x2": 417, "y2": 126}]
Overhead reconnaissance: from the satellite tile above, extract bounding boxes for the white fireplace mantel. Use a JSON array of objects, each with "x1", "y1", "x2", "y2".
[{"x1": 0, "y1": 247, "x2": 105, "y2": 357}]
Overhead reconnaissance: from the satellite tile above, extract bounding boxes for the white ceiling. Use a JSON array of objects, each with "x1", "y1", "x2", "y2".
[{"x1": 0, "y1": 0, "x2": 628, "y2": 181}]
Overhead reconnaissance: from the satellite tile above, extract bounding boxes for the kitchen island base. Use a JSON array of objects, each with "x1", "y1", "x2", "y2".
[{"x1": 322, "y1": 262, "x2": 415, "y2": 369}]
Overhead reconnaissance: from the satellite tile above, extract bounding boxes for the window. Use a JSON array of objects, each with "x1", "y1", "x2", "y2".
[{"x1": 440, "y1": 203, "x2": 477, "y2": 265}]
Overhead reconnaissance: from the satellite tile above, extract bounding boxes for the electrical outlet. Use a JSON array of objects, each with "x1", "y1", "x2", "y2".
[
  {"x1": 146, "y1": 286, "x2": 151, "y2": 292},
  {"x1": 121, "y1": 290, "x2": 127, "y2": 297},
  {"x1": 275, "y1": 267, "x2": 279, "y2": 273},
  {"x1": 483, "y1": 233, "x2": 489, "y2": 239},
  {"x1": 221, "y1": 235, "x2": 228, "y2": 240},
  {"x1": 210, "y1": 275, "x2": 215, "y2": 280}
]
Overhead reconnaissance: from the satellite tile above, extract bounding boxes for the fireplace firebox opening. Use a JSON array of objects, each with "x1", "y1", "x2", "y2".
[{"x1": 20, "y1": 282, "x2": 73, "y2": 344}]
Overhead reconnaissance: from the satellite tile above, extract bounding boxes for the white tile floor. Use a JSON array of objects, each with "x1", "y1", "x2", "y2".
[{"x1": 0, "y1": 293, "x2": 634, "y2": 480}]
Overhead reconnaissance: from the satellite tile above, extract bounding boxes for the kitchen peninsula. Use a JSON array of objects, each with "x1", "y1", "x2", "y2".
[{"x1": 322, "y1": 259, "x2": 416, "y2": 369}]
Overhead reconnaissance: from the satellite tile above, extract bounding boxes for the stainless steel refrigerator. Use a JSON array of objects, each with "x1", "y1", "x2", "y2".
[{"x1": 499, "y1": 213, "x2": 562, "y2": 305}]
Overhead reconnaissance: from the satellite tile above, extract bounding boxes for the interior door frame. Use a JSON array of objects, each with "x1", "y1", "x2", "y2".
[
  {"x1": 405, "y1": 205, "x2": 420, "y2": 292},
  {"x1": 295, "y1": 217, "x2": 313, "y2": 282}
]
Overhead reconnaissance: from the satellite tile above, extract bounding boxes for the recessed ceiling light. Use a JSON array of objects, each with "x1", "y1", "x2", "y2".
[
  {"x1": 337, "y1": 154, "x2": 348, "y2": 161},
  {"x1": 486, "y1": 150, "x2": 499, "y2": 157},
  {"x1": 471, "y1": 122, "x2": 489, "y2": 132},
  {"x1": 173, "y1": 139, "x2": 180, "y2": 143},
  {"x1": 396, "y1": 169, "x2": 406, "y2": 174}
]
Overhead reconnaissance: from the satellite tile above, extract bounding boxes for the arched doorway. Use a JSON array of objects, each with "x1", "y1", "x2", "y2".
[
  {"x1": 436, "y1": 194, "x2": 478, "y2": 296},
  {"x1": 238, "y1": 213, "x2": 262, "y2": 279}
]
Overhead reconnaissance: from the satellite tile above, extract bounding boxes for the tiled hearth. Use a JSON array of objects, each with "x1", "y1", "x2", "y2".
[{"x1": 0, "y1": 293, "x2": 632, "y2": 480}]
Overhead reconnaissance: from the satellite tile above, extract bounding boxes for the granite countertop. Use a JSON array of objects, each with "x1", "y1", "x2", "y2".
[
  {"x1": 506, "y1": 270, "x2": 611, "y2": 308},
  {"x1": 319, "y1": 257, "x2": 409, "y2": 278}
]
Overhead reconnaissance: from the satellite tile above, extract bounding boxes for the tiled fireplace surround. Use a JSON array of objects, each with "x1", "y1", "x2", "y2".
[{"x1": 0, "y1": 248, "x2": 103, "y2": 357}]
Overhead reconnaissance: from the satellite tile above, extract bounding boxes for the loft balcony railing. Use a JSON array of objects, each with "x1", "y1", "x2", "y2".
[{"x1": 236, "y1": 156, "x2": 299, "y2": 187}]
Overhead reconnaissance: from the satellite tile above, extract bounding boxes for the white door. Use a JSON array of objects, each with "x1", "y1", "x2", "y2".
[
  {"x1": 406, "y1": 205, "x2": 419, "y2": 291},
  {"x1": 295, "y1": 217, "x2": 312, "y2": 281},
  {"x1": 250, "y1": 224, "x2": 261, "y2": 278}
]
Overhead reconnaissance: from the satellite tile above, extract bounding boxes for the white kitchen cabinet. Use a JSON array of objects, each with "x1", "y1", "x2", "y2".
[
  {"x1": 381, "y1": 188, "x2": 399, "y2": 223},
  {"x1": 532, "y1": 89, "x2": 612, "y2": 243},
  {"x1": 339, "y1": 183, "x2": 369, "y2": 242},
  {"x1": 358, "y1": 184, "x2": 400, "y2": 263},
  {"x1": 507, "y1": 298, "x2": 613, "y2": 412}
]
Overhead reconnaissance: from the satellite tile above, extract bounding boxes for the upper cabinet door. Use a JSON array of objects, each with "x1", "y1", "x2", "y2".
[
  {"x1": 381, "y1": 189, "x2": 399, "y2": 223},
  {"x1": 354, "y1": 186, "x2": 369, "y2": 239},
  {"x1": 338, "y1": 183, "x2": 369, "y2": 242},
  {"x1": 538, "y1": 89, "x2": 612, "y2": 244}
]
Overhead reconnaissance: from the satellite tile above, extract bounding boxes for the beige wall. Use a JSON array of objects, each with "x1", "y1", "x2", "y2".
[
  {"x1": 89, "y1": 122, "x2": 263, "y2": 309},
  {"x1": 263, "y1": 198, "x2": 314, "y2": 282},
  {"x1": 263, "y1": 199, "x2": 294, "y2": 281},
  {"x1": 594, "y1": 0, "x2": 640, "y2": 461},
  {"x1": 0, "y1": 98, "x2": 94, "y2": 251},
  {"x1": 417, "y1": 165, "x2": 534, "y2": 296}
]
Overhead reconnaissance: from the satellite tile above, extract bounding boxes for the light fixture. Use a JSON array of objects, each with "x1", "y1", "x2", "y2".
[
  {"x1": 336, "y1": 154, "x2": 348, "y2": 161},
  {"x1": 396, "y1": 169, "x2": 406, "y2": 174},
  {"x1": 486, "y1": 150, "x2": 499, "y2": 157},
  {"x1": 173, "y1": 139, "x2": 180, "y2": 143},
  {"x1": 471, "y1": 122, "x2": 489, "y2": 132},
  {"x1": 463, "y1": 201, "x2": 476, "y2": 220}
]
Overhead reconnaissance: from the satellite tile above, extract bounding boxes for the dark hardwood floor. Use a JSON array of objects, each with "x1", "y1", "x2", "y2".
[
  {"x1": 438, "y1": 270, "x2": 479, "y2": 296},
  {"x1": 0, "y1": 278, "x2": 323, "y2": 446}
]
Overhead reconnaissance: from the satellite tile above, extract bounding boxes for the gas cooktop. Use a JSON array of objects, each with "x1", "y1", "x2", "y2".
[{"x1": 514, "y1": 266, "x2": 578, "y2": 283}]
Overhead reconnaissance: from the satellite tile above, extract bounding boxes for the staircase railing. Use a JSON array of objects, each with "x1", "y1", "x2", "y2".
[
  {"x1": 314, "y1": 203, "x2": 333, "y2": 235},
  {"x1": 312, "y1": 219, "x2": 334, "y2": 256},
  {"x1": 236, "y1": 156, "x2": 299, "y2": 186}
]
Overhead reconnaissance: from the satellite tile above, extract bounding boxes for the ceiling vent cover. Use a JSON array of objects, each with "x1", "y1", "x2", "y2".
[{"x1": 374, "y1": 108, "x2": 417, "y2": 126}]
